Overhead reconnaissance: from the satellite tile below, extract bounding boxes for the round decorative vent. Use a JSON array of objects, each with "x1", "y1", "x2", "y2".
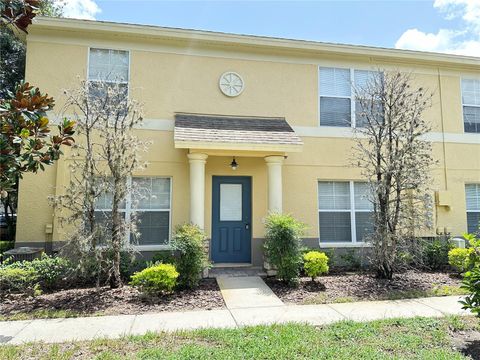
[{"x1": 219, "y1": 72, "x2": 244, "y2": 97}]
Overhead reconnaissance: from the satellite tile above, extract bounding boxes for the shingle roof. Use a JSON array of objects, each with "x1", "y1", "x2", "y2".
[{"x1": 174, "y1": 113, "x2": 303, "y2": 147}]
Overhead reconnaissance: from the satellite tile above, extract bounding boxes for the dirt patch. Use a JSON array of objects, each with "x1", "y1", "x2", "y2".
[
  {"x1": 0, "y1": 279, "x2": 225, "y2": 319},
  {"x1": 451, "y1": 329, "x2": 480, "y2": 359},
  {"x1": 265, "y1": 270, "x2": 463, "y2": 304}
]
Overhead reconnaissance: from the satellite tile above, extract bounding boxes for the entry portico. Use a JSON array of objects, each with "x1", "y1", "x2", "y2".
[{"x1": 175, "y1": 113, "x2": 303, "y2": 264}]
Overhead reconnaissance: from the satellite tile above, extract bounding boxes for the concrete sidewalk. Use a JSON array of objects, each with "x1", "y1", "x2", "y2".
[
  {"x1": 0, "y1": 295, "x2": 469, "y2": 345},
  {"x1": 216, "y1": 276, "x2": 284, "y2": 309}
]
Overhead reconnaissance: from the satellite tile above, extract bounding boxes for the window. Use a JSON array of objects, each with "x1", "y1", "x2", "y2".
[
  {"x1": 318, "y1": 181, "x2": 373, "y2": 244},
  {"x1": 319, "y1": 67, "x2": 380, "y2": 127},
  {"x1": 462, "y1": 79, "x2": 480, "y2": 133},
  {"x1": 94, "y1": 177, "x2": 172, "y2": 247},
  {"x1": 319, "y1": 68, "x2": 351, "y2": 127},
  {"x1": 88, "y1": 48, "x2": 129, "y2": 100},
  {"x1": 132, "y1": 178, "x2": 171, "y2": 246},
  {"x1": 466, "y1": 184, "x2": 480, "y2": 234}
]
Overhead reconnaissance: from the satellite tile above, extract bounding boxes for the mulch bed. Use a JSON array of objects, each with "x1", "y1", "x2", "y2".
[
  {"x1": 265, "y1": 270, "x2": 463, "y2": 304},
  {"x1": 0, "y1": 279, "x2": 225, "y2": 318}
]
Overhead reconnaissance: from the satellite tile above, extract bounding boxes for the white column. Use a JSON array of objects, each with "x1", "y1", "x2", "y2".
[
  {"x1": 265, "y1": 155, "x2": 284, "y2": 213},
  {"x1": 188, "y1": 153, "x2": 208, "y2": 229}
]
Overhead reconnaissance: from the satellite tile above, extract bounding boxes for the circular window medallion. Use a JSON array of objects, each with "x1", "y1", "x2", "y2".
[{"x1": 219, "y1": 72, "x2": 244, "y2": 97}]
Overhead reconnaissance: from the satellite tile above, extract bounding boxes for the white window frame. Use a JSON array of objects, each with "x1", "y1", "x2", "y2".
[
  {"x1": 466, "y1": 183, "x2": 480, "y2": 234},
  {"x1": 87, "y1": 47, "x2": 131, "y2": 98},
  {"x1": 318, "y1": 67, "x2": 380, "y2": 128},
  {"x1": 94, "y1": 176, "x2": 173, "y2": 251},
  {"x1": 461, "y1": 77, "x2": 480, "y2": 134},
  {"x1": 317, "y1": 180, "x2": 372, "y2": 248}
]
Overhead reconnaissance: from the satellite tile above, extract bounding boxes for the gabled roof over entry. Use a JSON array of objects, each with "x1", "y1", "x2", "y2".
[{"x1": 174, "y1": 113, "x2": 303, "y2": 153}]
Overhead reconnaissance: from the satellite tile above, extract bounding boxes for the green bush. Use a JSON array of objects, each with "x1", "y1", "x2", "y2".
[
  {"x1": 422, "y1": 239, "x2": 453, "y2": 270},
  {"x1": 449, "y1": 247, "x2": 473, "y2": 273},
  {"x1": 303, "y1": 251, "x2": 329, "y2": 281},
  {"x1": 120, "y1": 252, "x2": 147, "y2": 281},
  {"x1": 171, "y1": 224, "x2": 209, "y2": 289},
  {"x1": 460, "y1": 234, "x2": 480, "y2": 315},
  {"x1": 0, "y1": 267, "x2": 39, "y2": 295},
  {"x1": 152, "y1": 250, "x2": 176, "y2": 265},
  {"x1": 0, "y1": 241, "x2": 14, "y2": 254},
  {"x1": 7, "y1": 254, "x2": 72, "y2": 290},
  {"x1": 130, "y1": 263, "x2": 179, "y2": 295},
  {"x1": 264, "y1": 213, "x2": 305, "y2": 286}
]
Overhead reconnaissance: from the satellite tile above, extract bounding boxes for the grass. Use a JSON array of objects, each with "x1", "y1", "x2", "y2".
[{"x1": 0, "y1": 316, "x2": 476, "y2": 359}]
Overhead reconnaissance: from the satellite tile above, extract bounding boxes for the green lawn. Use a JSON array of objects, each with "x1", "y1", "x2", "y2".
[{"x1": 1, "y1": 316, "x2": 477, "y2": 360}]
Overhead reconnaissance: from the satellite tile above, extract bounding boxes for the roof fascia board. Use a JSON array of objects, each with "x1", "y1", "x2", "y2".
[{"x1": 30, "y1": 17, "x2": 480, "y2": 69}]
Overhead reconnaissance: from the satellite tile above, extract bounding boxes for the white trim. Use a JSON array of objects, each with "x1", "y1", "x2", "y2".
[
  {"x1": 293, "y1": 125, "x2": 480, "y2": 144},
  {"x1": 141, "y1": 118, "x2": 175, "y2": 131},
  {"x1": 319, "y1": 242, "x2": 372, "y2": 248},
  {"x1": 46, "y1": 113, "x2": 480, "y2": 145}
]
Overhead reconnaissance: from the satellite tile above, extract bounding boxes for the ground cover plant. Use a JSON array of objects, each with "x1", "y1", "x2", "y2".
[
  {"x1": 303, "y1": 251, "x2": 329, "y2": 281},
  {"x1": 0, "y1": 316, "x2": 478, "y2": 359},
  {"x1": 130, "y1": 263, "x2": 179, "y2": 295}
]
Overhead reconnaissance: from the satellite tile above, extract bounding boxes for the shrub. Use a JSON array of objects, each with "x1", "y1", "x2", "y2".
[
  {"x1": 263, "y1": 213, "x2": 305, "y2": 285},
  {"x1": 152, "y1": 250, "x2": 176, "y2": 265},
  {"x1": 460, "y1": 234, "x2": 480, "y2": 315},
  {"x1": 449, "y1": 247, "x2": 473, "y2": 274},
  {"x1": 7, "y1": 254, "x2": 72, "y2": 290},
  {"x1": 120, "y1": 252, "x2": 148, "y2": 281},
  {"x1": 130, "y1": 263, "x2": 179, "y2": 295},
  {"x1": 0, "y1": 241, "x2": 14, "y2": 254},
  {"x1": 171, "y1": 224, "x2": 209, "y2": 289},
  {"x1": 303, "y1": 251, "x2": 329, "y2": 281},
  {"x1": 0, "y1": 267, "x2": 39, "y2": 295},
  {"x1": 422, "y1": 238, "x2": 453, "y2": 270}
]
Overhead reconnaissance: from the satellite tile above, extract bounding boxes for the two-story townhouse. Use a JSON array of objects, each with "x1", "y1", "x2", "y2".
[{"x1": 15, "y1": 17, "x2": 480, "y2": 266}]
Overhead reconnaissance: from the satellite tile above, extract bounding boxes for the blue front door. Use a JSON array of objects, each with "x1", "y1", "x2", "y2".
[{"x1": 212, "y1": 176, "x2": 252, "y2": 263}]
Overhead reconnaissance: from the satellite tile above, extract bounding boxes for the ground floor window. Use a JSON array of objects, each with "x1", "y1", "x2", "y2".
[
  {"x1": 94, "y1": 177, "x2": 171, "y2": 247},
  {"x1": 466, "y1": 184, "x2": 480, "y2": 234},
  {"x1": 318, "y1": 181, "x2": 373, "y2": 244}
]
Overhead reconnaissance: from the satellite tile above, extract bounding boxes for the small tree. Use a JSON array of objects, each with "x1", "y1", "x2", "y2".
[
  {"x1": 51, "y1": 80, "x2": 150, "y2": 288},
  {"x1": 353, "y1": 71, "x2": 434, "y2": 279}
]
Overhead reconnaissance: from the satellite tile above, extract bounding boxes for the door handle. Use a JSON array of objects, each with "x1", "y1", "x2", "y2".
[{"x1": 245, "y1": 223, "x2": 250, "y2": 230}]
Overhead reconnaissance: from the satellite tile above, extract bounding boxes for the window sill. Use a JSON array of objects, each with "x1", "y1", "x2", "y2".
[
  {"x1": 319, "y1": 242, "x2": 372, "y2": 248},
  {"x1": 134, "y1": 245, "x2": 171, "y2": 251}
]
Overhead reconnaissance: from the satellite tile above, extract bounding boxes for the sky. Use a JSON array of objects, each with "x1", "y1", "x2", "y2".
[{"x1": 58, "y1": 0, "x2": 480, "y2": 57}]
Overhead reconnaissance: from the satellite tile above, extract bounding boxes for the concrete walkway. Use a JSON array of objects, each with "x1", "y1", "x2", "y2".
[
  {"x1": 0, "y1": 295, "x2": 469, "y2": 345},
  {"x1": 216, "y1": 276, "x2": 284, "y2": 309}
]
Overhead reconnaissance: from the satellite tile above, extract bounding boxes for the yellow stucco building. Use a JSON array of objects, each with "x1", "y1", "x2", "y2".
[{"x1": 15, "y1": 17, "x2": 480, "y2": 266}]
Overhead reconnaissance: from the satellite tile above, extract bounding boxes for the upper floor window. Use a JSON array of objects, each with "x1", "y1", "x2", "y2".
[
  {"x1": 462, "y1": 79, "x2": 480, "y2": 133},
  {"x1": 319, "y1": 67, "x2": 379, "y2": 127},
  {"x1": 318, "y1": 181, "x2": 373, "y2": 244},
  {"x1": 466, "y1": 184, "x2": 480, "y2": 234},
  {"x1": 88, "y1": 48, "x2": 129, "y2": 100}
]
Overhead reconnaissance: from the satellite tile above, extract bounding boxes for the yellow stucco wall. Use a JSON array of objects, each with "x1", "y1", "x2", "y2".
[{"x1": 15, "y1": 20, "x2": 480, "y2": 251}]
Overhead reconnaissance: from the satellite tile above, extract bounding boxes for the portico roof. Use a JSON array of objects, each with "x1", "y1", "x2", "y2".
[{"x1": 174, "y1": 113, "x2": 303, "y2": 153}]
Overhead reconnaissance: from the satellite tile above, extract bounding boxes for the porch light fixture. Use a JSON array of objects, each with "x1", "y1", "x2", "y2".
[{"x1": 230, "y1": 157, "x2": 238, "y2": 170}]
